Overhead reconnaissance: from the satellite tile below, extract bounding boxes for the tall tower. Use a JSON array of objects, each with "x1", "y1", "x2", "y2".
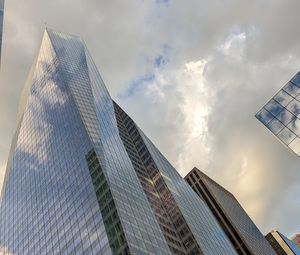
[
  {"x1": 0, "y1": 29, "x2": 237, "y2": 255},
  {"x1": 185, "y1": 168, "x2": 276, "y2": 255}
]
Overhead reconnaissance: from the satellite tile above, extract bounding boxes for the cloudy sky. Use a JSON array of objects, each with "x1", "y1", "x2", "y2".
[{"x1": 0, "y1": 0, "x2": 299, "y2": 238}]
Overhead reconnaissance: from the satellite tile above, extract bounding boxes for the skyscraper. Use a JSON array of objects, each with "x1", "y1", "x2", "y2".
[
  {"x1": 0, "y1": 0, "x2": 4, "y2": 67},
  {"x1": 0, "y1": 28, "x2": 238, "y2": 255},
  {"x1": 185, "y1": 167, "x2": 275, "y2": 255},
  {"x1": 266, "y1": 230, "x2": 300, "y2": 255},
  {"x1": 255, "y1": 71, "x2": 300, "y2": 156}
]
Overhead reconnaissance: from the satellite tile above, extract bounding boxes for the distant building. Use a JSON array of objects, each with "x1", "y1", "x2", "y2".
[
  {"x1": 255, "y1": 71, "x2": 300, "y2": 157},
  {"x1": 185, "y1": 167, "x2": 275, "y2": 255},
  {"x1": 266, "y1": 230, "x2": 300, "y2": 255},
  {"x1": 292, "y1": 233, "x2": 300, "y2": 248}
]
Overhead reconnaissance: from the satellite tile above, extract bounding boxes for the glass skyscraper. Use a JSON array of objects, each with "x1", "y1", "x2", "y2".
[
  {"x1": 185, "y1": 168, "x2": 276, "y2": 255},
  {"x1": 256, "y1": 71, "x2": 300, "y2": 156},
  {"x1": 0, "y1": 28, "x2": 238, "y2": 254}
]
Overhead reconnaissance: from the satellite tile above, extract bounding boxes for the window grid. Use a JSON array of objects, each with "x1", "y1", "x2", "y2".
[{"x1": 256, "y1": 72, "x2": 300, "y2": 156}]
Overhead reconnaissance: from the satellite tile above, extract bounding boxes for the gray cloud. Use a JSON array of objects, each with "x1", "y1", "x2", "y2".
[{"x1": 0, "y1": 0, "x2": 299, "y2": 239}]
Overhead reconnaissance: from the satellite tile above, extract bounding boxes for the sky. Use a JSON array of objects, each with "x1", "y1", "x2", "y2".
[{"x1": 0, "y1": 0, "x2": 299, "y2": 239}]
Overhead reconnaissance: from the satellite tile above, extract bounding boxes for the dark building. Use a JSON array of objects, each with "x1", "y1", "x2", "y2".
[
  {"x1": 185, "y1": 167, "x2": 275, "y2": 255},
  {"x1": 0, "y1": 28, "x2": 238, "y2": 255},
  {"x1": 266, "y1": 230, "x2": 300, "y2": 255}
]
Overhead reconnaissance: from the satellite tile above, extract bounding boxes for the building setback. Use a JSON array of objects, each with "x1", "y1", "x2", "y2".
[
  {"x1": 266, "y1": 230, "x2": 300, "y2": 255},
  {"x1": 185, "y1": 167, "x2": 275, "y2": 255},
  {"x1": 0, "y1": 28, "x2": 238, "y2": 255}
]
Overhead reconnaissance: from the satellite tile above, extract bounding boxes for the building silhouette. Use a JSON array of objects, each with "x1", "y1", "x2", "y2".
[
  {"x1": 185, "y1": 167, "x2": 275, "y2": 255},
  {"x1": 266, "y1": 230, "x2": 300, "y2": 255},
  {"x1": 0, "y1": 28, "x2": 238, "y2": 255}
]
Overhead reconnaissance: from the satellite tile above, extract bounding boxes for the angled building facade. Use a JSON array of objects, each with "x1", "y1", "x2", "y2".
[
  {"x1": 185, "y1": 167, "x2": 275, "y2": 255},
  {"x1": 0, "y1": 29, "x2": 238, "y2": 255},
  {"x1": 266, "y1": 230, "x2": 300, "y2": 255},
  {"x1": 255, "y1": 71, "x2": 300, "y2": 156}
]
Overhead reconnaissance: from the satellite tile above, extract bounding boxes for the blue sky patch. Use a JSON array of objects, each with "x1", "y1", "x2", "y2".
[
  {"x1": 156, "y1": 0, "x2": 169, "y2": 4},
  {"x1": 118, "y1": 74, "x2": 155, "y2": 99}
]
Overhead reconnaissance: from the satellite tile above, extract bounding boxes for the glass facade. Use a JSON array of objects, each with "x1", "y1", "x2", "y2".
[
  {"x1": 185, "y1": 168, "x2": 276, "y2": 255},
  {"x1": 1, "y1": 28, "x2": 238, "y2": 254},
  {"x1": 0, "y1": 30, "x2": 112, "y2": 254},
  {"x1": 0, "y1": 29, "x2": 112, "y2": 255},
  {"x1": 137, "y1": 131, "x2": 238, "y2": 255},
  {"x1": 256, "y1": 71, "x2": 300, "y2": 156},
  {"x1": 113, "y1": 102, "x2": 202, "y2": 255}
]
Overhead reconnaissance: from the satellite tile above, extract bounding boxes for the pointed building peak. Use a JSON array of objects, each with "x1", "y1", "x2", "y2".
[
  {"x1": 45, "y1": 27, "x2": 83, "y2": 42},
  {"x1": 43, "y1": 22, "x2": 49, "y2": 33}
]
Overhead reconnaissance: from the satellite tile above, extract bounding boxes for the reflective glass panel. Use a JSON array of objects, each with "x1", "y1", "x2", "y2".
[
  {"x1": 273, "y1": 90, "x2": 293, "y2": 107},
  {"x1": 287, "y1": 118, "x2": 300, "y2": 136},
  {"x1": 138, "y1": 129, "x2": 238, "y2": 255},
  {"x1": 0, "y1": 30, "x2": 112, "y2": 255},
  {"x1": 289, "y1": 138, "x2": 300, "y2": 155},
  {"x1": 264, "y1": 99, "x2": 283, "y2": 116},
  {"x1": 277, "y1": 127, "x2": 296, "y2": 145},
  {"x1": 286, "y1": 99, "x2": 300, "y2": 116},
  {"x1": 276, "y1": 109, "x2": 296, "y2": 125},
  {"x1": 255, "y1": 108, "x2": 274, "y2": 125},
  {"x1": 266, "y1": 118, "x2": 285, "y2": 135},
  {"x1": 291, "y1": 72, "x2": 300, "y2": 87},
  {"x1": 256, "y1": 71, "x2": 300, "y2": 157},
  {"x1": 283, "y1": 82, "x2": 300, "y2": 97}
]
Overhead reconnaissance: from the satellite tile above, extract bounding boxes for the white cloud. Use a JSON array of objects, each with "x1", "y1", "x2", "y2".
[
  {"x1": 0, "y1": 0, "x2": 299, "y2": 239},
  {"x1": 118, "y1": 57, "x2": 215, "y2": 174},
  {"x1": 118, "y1": 16, "x2": 300, "y2": 236},
  {"x1": 219, "y1": 32, "x2": 246, "y2": 59}
]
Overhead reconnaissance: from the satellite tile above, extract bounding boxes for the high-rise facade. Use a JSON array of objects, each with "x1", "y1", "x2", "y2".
[
  {"x1": 0, "y1": 0, "x2": 4, "y2": 67},
  {"x1": 266, "y1": 230, "x2": 300, "y2": 255},
  {"x1": 0, "y1": 28, "x2": 238, "y2": 255},
  {"x1": 185, "y1": 167, "x2": 275, "y2": 255},
  {"x1": 255, "y1": 71, "x2": 300, "y2": 157}
]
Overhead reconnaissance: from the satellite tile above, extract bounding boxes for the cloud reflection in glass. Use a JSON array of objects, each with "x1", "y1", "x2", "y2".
[{"x1": 256, "y1": 71, "x2": 300, "y2": 157}]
